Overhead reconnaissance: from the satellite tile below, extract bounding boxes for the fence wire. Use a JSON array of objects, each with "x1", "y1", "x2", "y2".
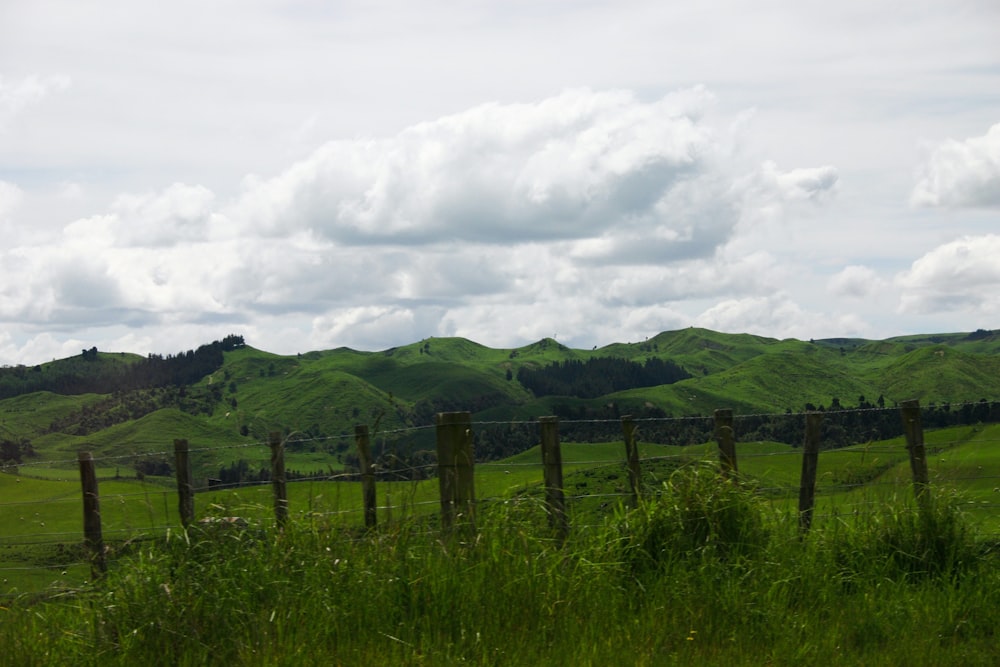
[{"x1": 4, "y1": 404, "x2": 1000, "y2": 587}]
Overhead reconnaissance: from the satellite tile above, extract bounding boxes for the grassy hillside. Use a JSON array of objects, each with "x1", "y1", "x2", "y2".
[
  {"x1": 6, "y1": 332, "x2": 1000, "y2": 664},
  {"x1": 0, "y1": 391, "x2": 106, "y2": 441},
  {"x1": 863, "y1": 345, "x2": 1000, "y2": 403},
  {"x1": 4, "y1": 328, "x2": 1000, "y2": 483}
]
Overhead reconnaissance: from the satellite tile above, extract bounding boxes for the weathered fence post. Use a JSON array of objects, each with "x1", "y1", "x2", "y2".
[
  {"x1": 714, "y1": 409, "x2": 737, "y2": 478},
  {"x1": 900, "y1": 399, "x2": 931, "y2": 511},
  {"x1": 269, "y1": 431, "x2": 288, "y2": 528},
  {"x1": 798, "y1": 412, "x2": 823, "y2": 533},
  {"x1": 539, "y1": 416, "x2": 568, "y2": 542},
  {"x1": 435, "y1": 412, "x2": 475, "y2": 532},
  {"x1": 77, "y1": 451, "x2": 106, "y2": 577},
  {"x1": 621, "y1": 415, "x2": 641, "y2": 507},
  {"x1": 174, "y1": 439, "x2": 195, "y2": 528},
  {"x1": 355, "y1": 424, "x2": 377, "y2": 529}
]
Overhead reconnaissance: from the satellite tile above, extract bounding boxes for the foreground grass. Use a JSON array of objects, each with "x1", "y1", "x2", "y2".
[{"x1": 1, "y1": 466, "x2": 997, "y2": 666}]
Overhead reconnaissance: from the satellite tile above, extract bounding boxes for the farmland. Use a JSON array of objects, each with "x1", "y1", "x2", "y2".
[{"x1": 3, "y1": 328, "x2": 1000, "y2": 663}]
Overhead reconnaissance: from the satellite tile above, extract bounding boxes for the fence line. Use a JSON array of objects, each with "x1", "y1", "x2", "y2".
[{"x1": 5, "y1": 400, "x2": 1000, "y2": 587}]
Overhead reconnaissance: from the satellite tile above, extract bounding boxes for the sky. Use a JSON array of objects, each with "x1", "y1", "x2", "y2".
[{"x1": 1, "y1": 0, "x2": 999, "y2": 365}]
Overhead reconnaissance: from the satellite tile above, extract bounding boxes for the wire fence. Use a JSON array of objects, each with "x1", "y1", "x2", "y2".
[{"x1": 3, "y1": 402, "x2": 1000, "y2": 589}]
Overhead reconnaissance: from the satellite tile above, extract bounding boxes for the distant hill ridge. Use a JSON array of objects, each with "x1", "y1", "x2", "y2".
[{"x1": 3, "y1": 328, "x2": 1000, "y2": 476}]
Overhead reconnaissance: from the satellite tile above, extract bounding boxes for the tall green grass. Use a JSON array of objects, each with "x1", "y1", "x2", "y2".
[{"x1": 2, "y1": 466, "x2": 997, "y2": 666}]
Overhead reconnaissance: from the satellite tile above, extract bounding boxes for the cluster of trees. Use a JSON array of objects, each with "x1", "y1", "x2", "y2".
[
  {"x1": 542, "y1": 396, "x2": 1000, "y2": 450},
  {"x1": 517, "y1": 357, "x2": 691, "y2": 399},
  {"x1": 128, "y1": 335, "x2": 245, "y2": 389},
  {"x1": 739, "y1": 397, "x2": 1000, "y2": 449},
  {"x1": 46, "y1": 385, "x2": 223, "y2": 436},
  {"x1": 966, "y1": 329, "x2": 995, "y2": 340},
  {"x1": 214, "y1": 459, "x2": 346, "y2": 488},
  {"x1": 134, "y1": 457, "x2": 173, "y2": 479},
  {"x1": 475, "y1": 422, "x2": 536, "y2": 460},
  {"x1": 411, "y1": 392, "x2": 509, "y2": 425},
  {"x1": 0, "y1": 335, "x2": 245, "y2": 400},
  {"x1": 922, "y1": 399, "x2": 1000, "y2": 428},
  {"x1": 206, "y1": 398, "x2": 1000, "y2": 485},
  {"x1": 0, "y1": 437, "x2": 35, "y2": 465}
]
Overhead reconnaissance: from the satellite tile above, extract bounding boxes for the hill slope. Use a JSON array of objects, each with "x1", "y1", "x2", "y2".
[{"x1": 4, "y1": 328, "x2": 1000, "y2": 479}]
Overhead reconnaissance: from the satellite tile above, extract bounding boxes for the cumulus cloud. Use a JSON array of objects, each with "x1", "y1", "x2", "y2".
[
  {"x1": 735, "y1": 160, "x2": 839, "y2": 228},
  {"x1": 221, "y1": 86, "x2": 838, "y2": 273},
  {"x1": 309, "y1": 305, "x2": 449, "y2": 352},
  {"x1": 58, "y1": 183, "x2": 219, "y2": 248},
  {"x1": 109, "y1": 184, "x2": 218, "y2": 246},
  {"x1": 911, "y1": 123, "x2": 1000, "y2": 208},
  {"x1": 230, "y1": 88, "x2": 725, "y2": 249},
  {"x1": 695, "y1": 293, "x2": 807, "y2": 335},
  {"x1": 0, "y1": 86, "x2": 852, "y2": 363},
  {"x1": 695, "y1": 292, "x2": 869, "y2": 341},
  {"x1": 896, "y1": 234, "x2": 1000, "y2": 315},
  {"x1": 758, "y1": 161, "x2": 839, "y2": 202},
  {"x1": 0, "y1": 332, "x2": 91, "y2": 366},
  {"x1": 828, "y1": 265, "x2": 883, "y2": 298}
]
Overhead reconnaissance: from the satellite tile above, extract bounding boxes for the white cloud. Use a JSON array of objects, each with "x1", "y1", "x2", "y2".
[
  {"x1": 695, "y1": 293, "x2": 807, "y2": 336},
  {"x1": 761, "y1": 161, "x2": 840, "y2": 202},
  {"x1": 911, "y1": 123, "x2": 1000, "y2": 208},
  {"x1": 109, "y1": 184, "x2": 218, "y2": 246},
  {"x1": 230, "y1": 88, "x2": 727, "y2": 248},
  {"x1": 694, "y1": 292, "x2": 869, "y2": 341},
  {"x1": 0, "y1": 332, "x2": 88, "y2": 367},
  {"x1": 309, "y1": 305, "x2": 447, "y2": 352},
  {"x1": 896, "y1": 234, "x2": 1000, "y2": 315},
  {"x1": 737, "y1": 161, "x2": 839, "y2": 226},
  {"x1": 0, "y1": 83, "x2": 857, "y2": 363},
  {"x1": 2, "y1": 5, "x2": 997, "y2": 369},
  {"x1": 828, "y1": 265, "x2": 883, "y2": 299}
]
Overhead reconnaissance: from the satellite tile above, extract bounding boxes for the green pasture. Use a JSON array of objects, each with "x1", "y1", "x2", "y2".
[
  {"x1": 0, "y1": 391, "x2": 106, "y2": 441},
  {"x1": 4, "y1": 423, "x2": 1000, "y2": 596},
  {"x1": 10, "y1": 327, "x2": 1000, "y2": 489}
]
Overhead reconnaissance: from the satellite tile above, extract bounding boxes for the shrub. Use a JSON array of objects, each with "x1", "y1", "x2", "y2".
[
  {"x1": 607, "y1": 464, "x2": 769, "y2": 575},
  {"x1": 827, "y1": 492, "x2": 980, "y2": 582}
]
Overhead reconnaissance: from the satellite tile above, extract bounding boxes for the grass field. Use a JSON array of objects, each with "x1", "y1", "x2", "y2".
[
  {"x1": 7, "y1": 328, "x2": 1000, "y2": 489},
  {"x1": 7, "y1": 330, "x2": 1000, "y2": 661},
  {"x1": 5, "y1": 423, "x2": 1000, "y2": 594},
  {"x1": 2, "y1": 447, "x2": 998, "y2": 665}
]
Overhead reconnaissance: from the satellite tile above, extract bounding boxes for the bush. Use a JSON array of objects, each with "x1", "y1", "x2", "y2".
[
  {"x1": 607, "y1": 464, "x2": 769, "y2": 575},
  {"x1": 828, "y1": 493, "x2": 980, "y2": 581}
]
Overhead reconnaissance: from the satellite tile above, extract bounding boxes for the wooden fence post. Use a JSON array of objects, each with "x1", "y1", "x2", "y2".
[
  {"x1": 539, "y1": 416, "x2": 567, "y2": 542},
  {"x1": 798, "y1": 412, "x2": 823, "y2": 533},
  {"x1": 900, "y1": 399, "x2": 931, "y2": 511},
  {"x1": 269, "y1": 431, "x2": 288, "y2": 528},
  {"x1": 621, "y1": 415, "x2": 641, "y2": 507},
  {"x1": 77, "y1": 451, "x2": 106, "y2": 577},
  {"x1": 355, "y1": 424, "x2": 377, "y2": 529},
  {"x1": 174, "y1": 439, "x2": 195, "y2": 528},
  {"x1": 714, "y1": 409, "x2": 737, "y2": 478},
  {"x1": 435, "y1": 412, "x2": 475, "y2": 531}
]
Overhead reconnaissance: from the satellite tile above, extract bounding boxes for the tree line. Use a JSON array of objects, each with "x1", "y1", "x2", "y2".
[
  {"x1": 0, "y1": 437, "x2": 35, "y2": 467},
  {"x1": 517, "y1": 356, "x2": 692, "y2": 399},
  {"x1": 0, "y1": 334, "x2": 245, "y2": 400},
  {"x1": 352, "y1": 395, "x2": 1000, "y2": 477},
  {"x1": 45, "y1": 385, "x2": 225, "y2": 436}
]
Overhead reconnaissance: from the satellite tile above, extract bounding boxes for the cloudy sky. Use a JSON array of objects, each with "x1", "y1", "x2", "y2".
[{"x1": 1, "y1": 0, "x2": 999, "y2": 364}]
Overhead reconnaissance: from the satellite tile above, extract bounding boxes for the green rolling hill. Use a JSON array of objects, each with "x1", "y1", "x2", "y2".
[{"x1": 3, "y1": 328, "x2": 1000, "y2": 481}]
